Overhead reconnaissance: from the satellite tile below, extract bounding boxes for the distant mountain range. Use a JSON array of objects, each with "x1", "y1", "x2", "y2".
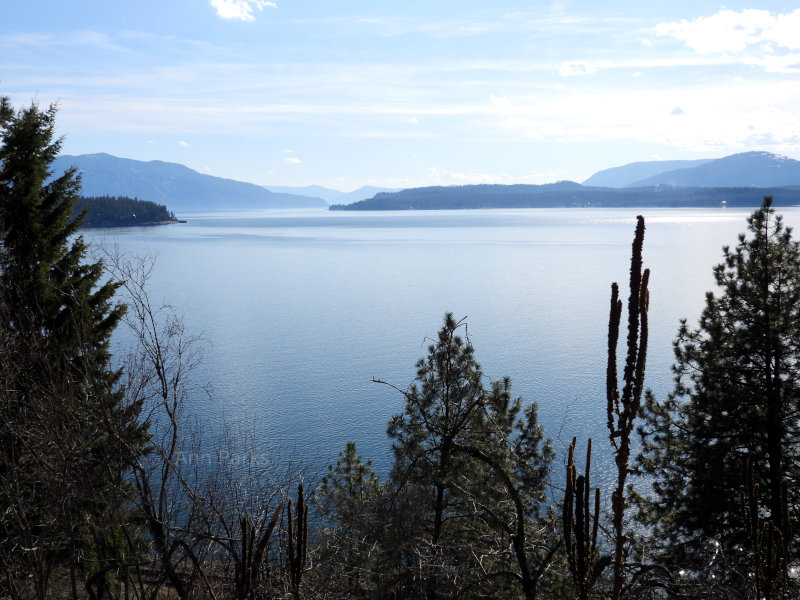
[
  {"x1": 53, "y1": 153, "x2": 327, "y2": 213},
  {"x1": 583, "y1": 152, "x2": 800, "y2": 188},
  {"x1": 582, "y1": 159, "x2": 713, "y2": 187},
  {"x1": 53, "y1": 150, "x2": 800, "y2": 213},
  {"x1": 264, "y1": 184, "x2": 399, "y2": 204},
  {"x1": 334, "y1": 152, "x2": 800, "y2": 210}
]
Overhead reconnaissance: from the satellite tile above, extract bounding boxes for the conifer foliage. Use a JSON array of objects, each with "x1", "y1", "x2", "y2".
[
  {"x1": 382, "y1": 313, "x2": 556, "y2": 599},
  {"x1": 636, "y1": 198, "x2": 800, "y2": 581},
  {"x1": 0, "y1": 97, "x2": 146, "y2": 599}
]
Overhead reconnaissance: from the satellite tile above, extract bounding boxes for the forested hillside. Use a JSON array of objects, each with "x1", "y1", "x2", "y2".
[
  {"x1": 53, "y1": 152, "x2": 327, "y2": 211},
  {"x1": 74, "y1": 195, "x2": 179, "y2": 227},
  {"x1": 331, "y1": 182, "x2": 800, "y2": 210}
]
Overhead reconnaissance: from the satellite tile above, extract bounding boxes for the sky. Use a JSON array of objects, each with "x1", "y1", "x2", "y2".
[{"x1": 3, "y1": 1, "x2": 800, "y2": 192}]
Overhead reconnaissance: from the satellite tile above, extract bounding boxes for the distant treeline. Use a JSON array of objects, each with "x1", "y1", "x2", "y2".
[
  {"x1": 330, "y1": 182, "x2": 800, "y2": 210},
  {"x1": 74, "y1": 195, "x2": 179, "y2": 228}
]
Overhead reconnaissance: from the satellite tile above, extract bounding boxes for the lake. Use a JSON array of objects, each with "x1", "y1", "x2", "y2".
[{"x1": 85, "y1": 205, "x2": 800, "y2": 487}]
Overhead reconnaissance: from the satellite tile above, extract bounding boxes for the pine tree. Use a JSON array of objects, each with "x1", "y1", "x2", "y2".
[
  {"x1": 382, "y1": 313, "x2": 555, "y2": 599},
  {"x1": 635, "y1": 198, "x2": 800, "y2": 577},
  {"x1": 317, "y1": 442, "x2": 382, "y2": 534},
  {"x1": 0, "y1": 97, "x2": 147, "y2": 599},
  {"x1": 312, "y1": 443, "x2": 385, "y2": 596}
]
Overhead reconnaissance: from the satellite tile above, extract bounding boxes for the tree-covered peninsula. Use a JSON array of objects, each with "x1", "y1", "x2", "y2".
[
  {"x1": 73, "y1": 195, "x2": 182, "y2": 228},
  {"x1": 330, "y1": 182, "x2": 800, "y2": 210}
]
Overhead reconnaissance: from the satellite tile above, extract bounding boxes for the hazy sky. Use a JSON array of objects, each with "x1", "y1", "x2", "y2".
[{"x1": 3, "y1": 1, "x2": 800, "y2": 191}]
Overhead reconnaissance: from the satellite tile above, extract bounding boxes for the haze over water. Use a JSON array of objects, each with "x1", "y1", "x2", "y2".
[{"x1": 88, "y1": 206, "x2": 800, "y2": 486}]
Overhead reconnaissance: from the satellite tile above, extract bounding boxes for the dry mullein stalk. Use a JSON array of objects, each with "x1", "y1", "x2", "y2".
[
  {"x1": 607, "y1": 215, "x2": 650, "y2": 600},
  {"x1": 287, "y1": 484, "x2": 308, "y2": 599},
  {"x1": 564, "y1": 437, "x2": 602, "y2": 600},
  {"x1": 236, "y1": 504, "x2": 282, "y2": 600},
  {"x1": 741, "y1": 460, "x2": 791, "y2": 600}
]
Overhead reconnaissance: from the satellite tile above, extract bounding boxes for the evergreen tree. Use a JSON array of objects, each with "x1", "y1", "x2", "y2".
[
  {"x1": 312, "y1": 443, "x2": 385, "y2": 597},
  {"x1": 0, "y1": 97, "x2": 147, "y2": 599},
  {"x1": 317, "y1": 442, "x2": 382, "y2": 534},
  {"x1": 382, "y1": 313, "x2": 555, "y2": 599},
  {"x1": 635, "y1": 198, "x2": 800, "y2": 576}
]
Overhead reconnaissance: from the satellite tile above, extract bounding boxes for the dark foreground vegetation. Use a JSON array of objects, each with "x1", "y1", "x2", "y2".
[
  {"x1": 74, "y1": 195, "x2": 179, "y2": 228},
  {"x1": 3, "y1": 98, "x2": 800, "y2": 600}
]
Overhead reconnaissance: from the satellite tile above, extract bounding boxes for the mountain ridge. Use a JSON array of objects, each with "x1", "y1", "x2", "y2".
[
  {"x1": 582, "y1": 158, "x2": 713, "y2": 187},
  {"x1": 629, "y1": 152, "x2": 800, "y2": 188},
  {"x1": 263, "y1": 184, "x2": 400, "y2": 204},
  {"x1": 54, "y1": 151, "x2": 800, "y2": 212},
  {"x1": 583, "y1": 151, "x2": 800, "y2": 189},
  {"x1": 53, "y1": 153, "x2": 327, "y2": 213},
  {"x1": 332, "y1": 183, "x2": 800, "y2": 210}
]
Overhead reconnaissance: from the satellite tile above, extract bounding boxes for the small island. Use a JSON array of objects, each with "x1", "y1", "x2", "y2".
[{"x1": 74, "y1": 195, "x2": 184, "y2": 228}]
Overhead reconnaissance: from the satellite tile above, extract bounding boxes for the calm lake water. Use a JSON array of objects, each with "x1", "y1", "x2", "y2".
[{"x1": 85, "y1": 206, "x2": 800, "y2": 486}]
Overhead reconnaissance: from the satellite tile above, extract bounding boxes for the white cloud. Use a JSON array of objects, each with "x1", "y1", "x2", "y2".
[
  {"x1": 406, "y1": 117, "x2": 419, "y2": 124},
  {"x1": 285, "y1": 157, "x2": 300, "y2": 164},
  {"x1": 427, "y1": 167, "x2": 508, "y2": 185},
  {"x1": 490, "y1": 95, "x2": 512, "y2": 107},
  {"x1": 745, "y1": 52, "x2": 800, "y2": 74},
  {"x1": 764, "y1": 11, "x2": 800, "y2": 50},
  {"x1": 655, "y1": 9, "x2": 800, "y2": 54},
  {"x1": 12, "y1": 15, "x2": 800, "y2": 185},
  {"x1": 178, "y1": 140, "x2": 189, "y2": 147},
  {"x1": 210, "y1": 0, "x2": 277, "y2": 22},
  {"x1": 559, "y1": 61, "x2": 596, "y2": 77},
  {"x1": 478, "y1": 75, "x2": 800, "y2": 156}
]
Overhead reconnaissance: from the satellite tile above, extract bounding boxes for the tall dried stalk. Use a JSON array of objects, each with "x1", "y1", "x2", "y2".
[
  {"x1": 287, "y1": 484, "x2": 308, "y2": 599},
  {"x1": 741, "y1": 459, "x2": 791, "y2": 600},
  {"x1": 564, "y1": 437, "x2": 603, "y2": 600},
  {"x1": 235, "y1": 505, "x2": 282, "y2": 600},
  {"x1": 607, "y1": 215, "x2": 649, "y2": 600}
]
